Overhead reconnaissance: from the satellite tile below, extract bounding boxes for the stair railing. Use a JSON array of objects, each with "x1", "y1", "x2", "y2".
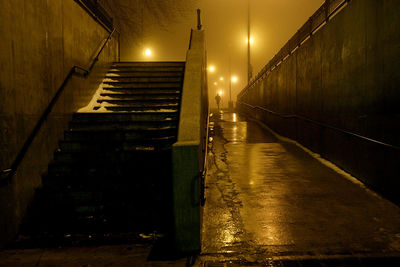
[{"x1": 0, "y1": 28, "x2": 119, "y2": 186}]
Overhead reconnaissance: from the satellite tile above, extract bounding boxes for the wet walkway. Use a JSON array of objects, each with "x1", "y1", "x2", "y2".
[
  {"x1": 200, "y1": 111, "x2": 400, "y2": 265},
  {"x1": 1, "y1": 112, "x2": 400, "y2": 266}
]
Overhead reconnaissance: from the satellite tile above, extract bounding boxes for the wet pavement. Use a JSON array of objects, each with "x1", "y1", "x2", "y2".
[
  {"x1": 1, "y1": 111, "x2": 400, "y2": 266},
  {"x1": 199, "y1": 111, "x2": 400, "y2": 266}
]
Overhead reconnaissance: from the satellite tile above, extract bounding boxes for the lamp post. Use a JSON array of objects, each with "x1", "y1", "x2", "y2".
[
  {"x1": 247, "y1": 0, "x2": 253, "y2": 84},
  {"x1": 228, "y1": 51, "x2": 234, "y2": 111}
]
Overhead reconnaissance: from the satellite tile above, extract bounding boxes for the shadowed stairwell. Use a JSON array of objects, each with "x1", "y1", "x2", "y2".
[{"x1": 15, "y1": 61, "x2": 185, "y2": 247}]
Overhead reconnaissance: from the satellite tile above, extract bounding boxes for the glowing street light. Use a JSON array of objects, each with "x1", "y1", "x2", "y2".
[
  {"x1": 218, "y1": 90, "x2": 223, "y2": 96},
  {"x1": 231, "y1": 76, "x2": 238, "y2": 83},
  {"x1": 219, "y1": 77, "x2": 224, "y2": 81},
  {"x1": 144, "y1": 48, "x2": 152, "y2": 56},
  {"x1": 209, "y1": 66, "x2": 215, "y2": 72},
  {"x1": 214, "y1": 82, "x2": 218, "y2": 86},
  {"x1": 245, "y1": 37, "x2": 254, "y2": 44}
]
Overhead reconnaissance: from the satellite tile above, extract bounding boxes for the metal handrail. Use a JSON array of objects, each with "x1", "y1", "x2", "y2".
[
  {"x1": 237, "y1": 101, "x2": 400, "y2": 151},
  {"x1": 238, "y1": 0, "x2": 351, "y2": 98},
  {"x1": 74, "y1": 0, "x2": 114, "y2": 33},
  {"x1": 0, "y1": 28, "x2": 119, "y2": 186}
]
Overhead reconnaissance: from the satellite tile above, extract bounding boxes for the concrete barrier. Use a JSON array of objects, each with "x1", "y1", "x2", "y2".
[{"x1": 172, "y1": 29, "x2": 208, "y2": 253}]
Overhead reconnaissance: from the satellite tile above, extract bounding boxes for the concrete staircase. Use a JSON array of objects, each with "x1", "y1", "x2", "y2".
[{"x1": 18, "y1": 62, "x2": 185, "y2": 246}]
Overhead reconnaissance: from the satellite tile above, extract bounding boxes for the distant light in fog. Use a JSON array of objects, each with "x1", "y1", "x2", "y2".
[
  {"x1": 220, "y1": 77, "x2": 224, "y2": 81},
  {"x1": 218, "y1": 90, "x2": 223, "y2": 96},
  {"x1": 246, "y1": 37, "x2": 254, "y2": 44},
  {"x1": 231, "y1": 76, "x2": 238, "y2": 83},
  {"x1": 209, "y1": 66, "x2": 215, "y2": 72},
  {"x1": 144, "y1": 49, "x2": 152, "y2": 56}
]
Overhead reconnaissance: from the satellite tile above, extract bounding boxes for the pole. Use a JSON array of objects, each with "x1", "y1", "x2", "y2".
[
  {"x1": 228, "y1": 46, "x2": 234, "y2": 111},
  {"x1": 247, "y1": 0, "x2": 252, "y2": 84}
]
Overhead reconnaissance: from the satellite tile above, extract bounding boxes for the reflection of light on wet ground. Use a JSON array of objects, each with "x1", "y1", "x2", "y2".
[
  {"x1": 232, "y1": 126, "x2": 238, "y2": 142},
  {"x1": 227, "y1": 142, "x2": 294, "y2": 246},
  {"x1": 232, "y1": 113, "x2": 237, "y2": 122},
  {"x1": 203, "y1": 112, "x2": 400, "y2": 260}
]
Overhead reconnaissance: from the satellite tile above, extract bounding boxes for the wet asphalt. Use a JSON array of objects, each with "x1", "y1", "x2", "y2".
[{"x1": 200, "y1": 111, "x2": 400, "y2": 265}]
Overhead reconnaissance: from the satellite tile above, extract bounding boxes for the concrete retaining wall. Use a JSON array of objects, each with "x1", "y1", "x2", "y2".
[
  {"x1": 237, "y1": 0, "x2": 400, "y2": 204},
  {"x1": 0, "y1": 0, "x2": 117, "y2": 246},
  {"x1": 173, "y1": 29, "x2": 208, "y2": 252}
]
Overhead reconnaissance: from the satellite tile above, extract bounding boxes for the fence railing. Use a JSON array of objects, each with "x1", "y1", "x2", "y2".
[
  {"x1": 237, "y1": 101, "x2": 400, "y2": 151},
  {"x1": 238, "y1": 0, "x2": 350, "y2": 99}
]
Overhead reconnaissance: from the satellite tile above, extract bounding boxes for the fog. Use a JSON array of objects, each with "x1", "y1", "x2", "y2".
[{"x1": 125, "y1": 0, "x2": 324, "y2": 106}]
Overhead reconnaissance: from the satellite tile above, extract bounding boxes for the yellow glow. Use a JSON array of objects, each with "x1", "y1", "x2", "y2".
[
  {"x1": 209, "y1": 66, "x2": 215, "y2": 72},
  {"x1": 233, "y1": 113, "x2": 237, "y2": 122},
  {"x1": 231, "y1": 76, "x2": 238, "y2": 83},
  {"x1": 214, "y1": 82, "x2": 218, "y2": 85},
  {"x1": 218, "y1": 90, "x2": 223, "y2": 96},
  {"x1": 220, "y1": 77, "x2": 224, "y2": 81},
  {"x1": 246, "y1": 37, "x2": 254, "y2": 44},
  {"x1": 144, "y1": 49, "x2": 152, "y2": 56}
]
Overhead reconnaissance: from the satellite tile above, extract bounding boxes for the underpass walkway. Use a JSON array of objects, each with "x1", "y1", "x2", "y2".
[{"x1": 200, "y1": 111, "x2": 400, "y2": 266}]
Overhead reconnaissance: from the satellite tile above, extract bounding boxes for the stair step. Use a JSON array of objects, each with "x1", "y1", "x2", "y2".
[
  {"x1": 59, "y1": 140, "x2": 173, "y2": 152},
  {"x1": 94, "y1": 106, "x2": 178, "y2": 112},
  {"x1": 111, "y1": 61, "x2": 185, "y2": 67},
  {"x1": 64, "y1": 129, "x2": 176, "y2": 141},
  {"x1": 53, "y1": 150, "x2": 173, "y2": 165},
  {"x1": 103, "y1": 77, "x2": 182, "y2": 83},
  {"x1": 96, "y1": 100, "x2": 179, "y2": 107},
  {"x1": 99, "y1": 92, "x2": 179, "y2": 98},
  {"x1": 73, "y1": 112, "x2": 178, "y2": 122},
  {"x1": 102, "y1": 82, "x2": 182, "y2": 89},
  {"x1": 108, "y1": 67, "x2": 184, "y2": 73},
  {"x1": 101, "y1": 88, "x2": 180, "y2": 95},
  {"x1": 97, "y1": 94, "x2": 180, "y2": 103},
  {"x1": 43, "y1": 162, "x2": 172, "y2": 189},
  {"x1": 69, "y1": 120, "x2": 176, "y2": 131},
  {"x1": 106, "y1": 72, "x2": 183, "y2": 78},
  {"x1": 21, "y1": 61, "x2": 183, "y2": 242}
]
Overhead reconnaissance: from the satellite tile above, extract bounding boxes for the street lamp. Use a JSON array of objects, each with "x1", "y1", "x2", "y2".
[
  {"x1": 247, "y1": 0, "x2": 253, "y2": 83},
  {"x1": 219, "y1": 77, "x2": 224, "y2": 81},
  {"x1": 144, "y1": 48, "x2": 152, "y2": 57},
  {"x1": 209, "y1": 66, "x2": 215, "y2": 72}
]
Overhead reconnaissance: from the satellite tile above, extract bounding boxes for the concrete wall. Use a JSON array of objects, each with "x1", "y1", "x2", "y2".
[
  {"x1": 173, "y1": 29, "x2": 208, "y2": 252},
  {"x1": 0, "y1": 0, "x2": 117, "y2": 246},
  {"x1": 237, "y1": 0, "x2": 400, "y2": 204}
]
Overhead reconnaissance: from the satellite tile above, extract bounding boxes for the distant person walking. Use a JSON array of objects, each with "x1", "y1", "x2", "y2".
[{"x1": 215, "y1": 94, "x2": 221, "y2": 110}]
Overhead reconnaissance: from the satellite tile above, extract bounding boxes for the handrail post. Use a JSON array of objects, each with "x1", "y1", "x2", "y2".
[{"x1": 197, "y1": 9, "x2": 202, "y2": 30}]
